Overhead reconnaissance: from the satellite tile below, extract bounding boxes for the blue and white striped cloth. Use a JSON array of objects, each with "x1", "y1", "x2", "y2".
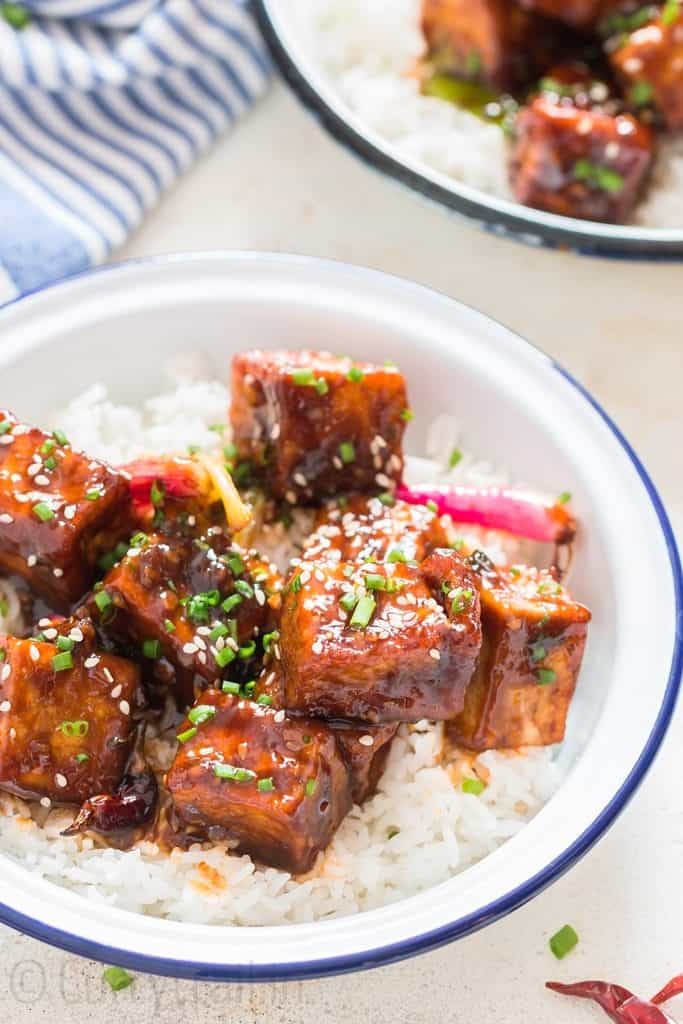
[{"x1": 0, "y1": 0, "x2": 270, "y2": 304}]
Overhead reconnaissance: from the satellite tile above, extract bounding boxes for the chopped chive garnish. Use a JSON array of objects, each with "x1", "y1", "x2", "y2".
[
  {"x1": 537, "y1": 667, "x2": 557, "y2": 686},
  {"x1": 573, "y1": 158, "x2": 624, "y2": 194},
  {"x1": 58, "y1": 719, "x2": 89, "y2": 737},
  {"x1": 387, "y1": 548, "x2": 408, "y2": 563},
  {"x1": 257, "y1": 776, "x2": 275, "y2": 792},
  {"x1": 209, "y1": 623, "x2": 228, "y2": 642},
  {"x1": 531, "y1": 642, "x2": 547, "y2": 663},
  {"x1": 56, "y1": 636, "x2": 74, "y2": 652},
  {"x1": 450, "y1": 538, "x2": 465, "y2": 551},
  {"x1": 305, "y1": 778, "x2": 318, "y2": 797},
  {"x1": 557, "y1": 491, "x2": 572, "y2": 505},
  {"x1": 350, "y1": 594, "x2": 376, "y2": 629},
  {"x1": 209, "y1": 423, "x2": 226, "y2": 435},
  {"x1": 339, "y1": 441, "x2": 355, "y2": 465},
  {"x1": 213, "y1": 763, "x2": 257, "y2": 782},
  {"x1": 239, "y1": 641, "x2": 256, "y2": 660},
  {"x1": 221, "y1": 593, "x2": 243, "y2": 614},
  {"x1": 95, "y1": 590, "x2": 113, "y2": 614},
  {"x1": 263, "y1": 630, "x2": 280, "y2": 652},
  {"x1": 44, "y1": 456, "x2": 56, "y2": 471},
  {"x1": 130, "y1": 532, "x2": 148, "y2": 549},
  {"x1": 426, "y1": 500, "x2": 438, "y2": 514},
  {"x1": 450, "y1": 588, "x2": 474, "y2": 615},
  {"x1": 462, "y1": 778, "x2": 486, "y2": 796},
  {"x1": 103, "y1": 966, "x2": 134, "y2": 991},
  {"x1": 0, "y1": 599, "x2": 7, "y2": 617},
  {"x1": 52, "y1": 651, "x2": 73, "y2": 672},
  {"x1": 291, "y1": 368, "x2": 315, "y2": 386},
  {"x1": 378, "y1": 491, "x2": 395, "y2": 507},
  {"x1": 52, "y1": 429, "x2": 69, "y2": 447},
  {"x1": 222, "y1": 680, "x2": 241, "y2": 695},
  {"x1": 315, "y1": 378, "x2": 329, "y2": 396},
  {"x1": 33, "y1": 502, "x2": 54, "y2": 523},
  {"x1": 662, "y1": 0, "x2": 680, "y2": 25},
  {"x1": 75, "y1": 753, "x2": 90, "y2": 763},
  {"x1": 242, "y1": 680, "x2": 256, "y2": 697},
  {"x1": 256, "y1": 694, "x2": 273, "y2": 706},
  {"x1": 85, "y1": 489, "x2": 102, "y2": 501},
  {"x1": 549, "y1": 924, "x2": 579, "y2": 960},
  {"x1": 400, "y1": 409, "x2": 414, "y2": 423},
  {"x1": 0, "y1": 421, "x2": 11, "y2": 437},
  {"x1": 164, "y1": 619, "x2": 176, "y2": 633},
  {"x1": 346, "y1": 367, "x2": 364, "y2": 382},
  {"x1": 176, "y1": 727, "x2": 197, "y2": 743},
  {"x1": 449, "y1": 448, "x2": 463, "y2": 469},
  {"x1": 0, "y1": 650, "x2": 6, "y2": 662},
  {"x1": 234, "y1": 579, "x2": 254, "y2": 600},
  {"x1": 286, "y1": 572, "x2": 302, "y2": 595},
  {"x1": 40, "y1": 438, "x2": 55, "y2": 454},
  {"x1": 223, "y1": 442, "x2": 238, "y2": 460},
  {"x1": 340, "y1": 590, "x2": 360, "y2": 614},
  {"x1": 364, "y1": 573, "x2": 386, "y2": 591},
  {"x1": 188, "y1": 704, "x2": 217, "y2": 726},
  {"x1": 142, "y1": 639, "x2": 160, "y2": 659},
  {"x1": 215, "y1": 647, "x2": 236, "y2": 668},
  {"x1": 226, "y1": 552, "x2": 244, "y2": 576},
  {"x1": 150, "y1": 479, "x2": 165, "y2": 508}
]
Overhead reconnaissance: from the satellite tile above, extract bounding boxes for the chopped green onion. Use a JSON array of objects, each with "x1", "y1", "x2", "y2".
[
  {"x1": 340, "y1": 590, "x2": 360, "y2": 614},
  {"x1": 209, "y1": 423, "x2": 226, "y2": 435},
  {"x1": 257, "y1": 776, "x2": 275, "y2": 792},
  {"x1": 291, "y1": 368, "x2": 316, "y2": 386},
  {"x1": 85, "y1": 489, "x2": 102, "y2": 502},
  {"x1": 315, "y1": 378, "x2": 329, "y2": 396},
  {"x1": 103, "y1": 967, "x2": 134, "y2": 992},
  {"x1": 449, "y1": 448, "x2": 463, "y2": 469},
  {"x1": 213, "y1": 763, "x2": 257, "y2": 782},
  {"x1": 188, "y1": 704, "x2": 217, "y2": 726},
  {"x1": 226, "y1": 552, "x2": 244, "y2": 576},
  {"x1": 573, "y1": 158, "x2": 624, "y2": 194},
  {"x1": 209, "y1": 623, "x2": 228, "y2": 642},
  {"x1": 221, "y1": 593, "x2": 243, "y2": 614},
  {"x1": 58, "y1": 719, "x2": 89, "y2": 737},
  {"x1": 450, "y1": 538, "x2": 465, "y2": 552},
  {"x1": 52, "y1": 651, "x2": 73, "y2": 673},
  {"x1": 462, "y1": 777, "x2": 486, "y2": 796},
  {"x1": 215, "y1": 647, "x2": 236, "y2": 668},
  {"x1": 364, "y1": 573, "x2": 386, "y2": 591},
  {"x1": 52, "y1": 429, "x2": 69, "y2": 447},
  {"x1": 387, "y1": 548, "x2": 408, "y2": 564},
  {"x1": 350, "y1": 594, "x2": 376, "y2": 629},
  {"x1": 263, "y1": 629, "x2": 279, "y2": 652},
  {"x1": 537, "y1": 667, "x2": 557, "y2": 686},
  {"x1": 56, "y1": 636, "x2": 74, "y2": 652},
  {"x1": 142, "y1": 639, "x2": 160, "y2": 659},
  {"x1": 239, "y1": 641, "x2": 256, "y2": 660},
  {"x1": 242, "y1": 680, "x2": 256, "y2": 698},
  {"x1": 557, "y1": 491, "x2": 572, "y2": 505},
  {"x1": 0, "y1": 421, "x2": 11, "y2": 436},
  {"x1": 549, "y1": 924, "x2": 579, "y2": 960},
  {"x1": 150, "y1": 479, "x2": 165, "y2": 508},
  {"x1": 426, "y1": 500, "x2": 438, "y2": 514},
  {"x1": 130, "y1": 531, "x2": 148, "y2": 549},
  {"x1": 223, "y1": 442, "x2": 238, "y2": 460},
  {"x1": 95, "y1": 590, "x2": 113, "y2": 615},
  {"x1": 256, "y1": 694, "x2": 274, "y2": 706},
  {"x1": 0, "y1": 649, "x2": 6, "y2": 662},
  {"x1": 40, "y1": 438, "x2": 55, "y2": 455},
  {"x1": 531, "y1": 642, "x2": 547, "y2": 663},
  {"x1": 339, "y1": 441, "x2": 355, "y2": 465},
  {"x1": 305, "y1": 778, "x2": 318, "y2": 797},
  {"x1": 176, "y1": 726, "x2": 198, "y2": 743},
  {"x1": 234, "y1": 579, "x2": 254, "y2": 600},
  {"x1": 378, "y1": 492, "x2": 395, "y2": 507},
  {"x1": 222, "y1": 680, "x2": 241, "y2": 695},
  {"x1": 74, "y1": 753, "x2": 90, "y2": 763},
  {"x1": 33, "y1": 502, "x2": 54, "y2": 523},
  {"x1": 44, "y1": 456, "x2": 56, "y2": 471},
  {"x1": 0, "y1": 599, "x2": 7, "y2": 618},
  {"x1": 286, "y1": 572, "x2": 302, "y2": 595},
  {"x1": 346, "y1": 367, "x2": 364, "y2": 382},
  {"x1": 400, "y1": 409, "x2": 414, "y2": 422},
  {"x1": 164, "y1": 619, "x2": 176, "y2": 633},
  {"x1": 662, "y1": 0, "x2": 680, "y2": 25},
  {"x1": 630, "y1": 80, "x2": 653, "y2": 106}
]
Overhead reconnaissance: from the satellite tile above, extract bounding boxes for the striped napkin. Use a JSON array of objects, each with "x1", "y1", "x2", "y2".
[{"x1": 0, "y1": 0, "x2": 270, "y2": 305}]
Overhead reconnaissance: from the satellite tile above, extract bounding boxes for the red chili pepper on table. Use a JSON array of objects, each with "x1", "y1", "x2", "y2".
[{"x1": 547, "y1": 976, "x2": 683, "y2": 1023}]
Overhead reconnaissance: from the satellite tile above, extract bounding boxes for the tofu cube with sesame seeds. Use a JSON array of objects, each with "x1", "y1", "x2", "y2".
[
  {"x1": 279, "y1": 554, "x2": 482, "y2": 724},
  {"x1": 421, "y1": 0, "x2": 560, "y2": 91},
  {"x1": 167, "y1": 691, "x2": 352, "y2": 873},
  {"x1": 88, "y1": 529, "x2": 280, "y2": 708},
  {"x1": 303, "y1": 495, "x2": 448, "y2": 566},
  {"x1": 447, "y1": 559, "x2": 591, "y2": 751},
  {"x1": 230, "y1": 350, "x2": 409, "y2": 504},
  {"x1": 510, "y1": 98, "x2": 654, "y2": 224},
  {"x1": 0, "y1": 411, "x2": 132, "y2": 610},
  {"x1": 610, "y1": 9, "x2": 683, "y2": 130},
  {"x1": 0, "y1": 619, "x2": 141, "y2": 804}
]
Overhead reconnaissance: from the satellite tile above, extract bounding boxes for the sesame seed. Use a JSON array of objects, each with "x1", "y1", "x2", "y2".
[
  {"x1": 29, "y1": 645, "x2": 39, "y2": 662},
  {"x1": 68, "y1": 628, "x2": 83, "y2": 643},
  {"x1": 255, "y1": 588, "x2": 266, "y2": 606},
  {"x1": 103, "y1": 667, "x2": 114, "y2": 683},
  {"x1": 270, "y1": 423, "x2": 280, "y2": 440},
  {"x1": 194, "y1": 636, "x2": 207, "y2": 651},
  {"x1": 429, "y1": 648, "x2": 441, "y2": 661},
  {"x1": 273, "y1": 709, "x2": 286, "y2": 724},
  {"x1": 53, "y1": 568, "x2": 63, "y2": 578},
  {"x1": 119, "y1": 700, "x2": 130, "y2": 716},
  {"x1": 197, "y1": 651, "x2": 207, "y2": 665},
  {"x1": 1, "y1": 666, "x2": 10, "y2": 682},
  {"x1": 38, "y1": 618, "x2": 51, "y2": 628},
  {"x1": 0, "y1": 699, "x2": 10, "y2": 711},
  {"x1": 40, "y1": 796, "x2": 51, "y2": 808},
  {"x1": 0, "y1": 514, "x2": 13, "y2": 525},
  {"x1": 84, "y1": 655, "x2": 99, "y2": 669},
  {"x1": 0, "y1": 436, "x2": 14, "y2": 446},
  {"x1": 27, "y1": 463, "x2": 41, "y2": 478},
  {"x1": 55, "y1": 773, "x2": 67, "y2": 788},
  {"x1": 8, "y1": 727, "x2": 15, "y2": 739},
  {"x1": 293, "y1": 472, "x2": 307, "y2": 488},
  {"x1": 358, "y1": 734, "x2": 374, "y2": 747},
  {"x1": 196, "y1": 626, "x2": 211, "y2": 637},
  {"x1": 26, "y1": 555, "x2": 37, "y2": 568},
  {"x1": 110, "y1": 683, "x2": 122, "y2": 699},
  {"x1": 43, "y1": 628, "x2": 58, "y2": 640},
  {"x1": 183, "y1": 642, "x2": 198, "y2": 655},
  {"x1": 375, "y1": 473, "x2": 391, "y2": 488},
  {"x1": 187, "y1": 515, "x2": 196, "y2": 527},
  {"x1": 332, "y1": 456, "x2": 343, "y2": 470},
  {"x1": 312, "y1": 640, "x2": 323, "y2": 655},
  {"x1": 64, "y1": 505, "x2": 76, "y2": 520},
  {"x1": 605, "y1": 141, "x2": 620, "y2": 160},
  {"x1": 285, "y1": 490, "x2": 297, "y2": 505},
  {"x1": 35, "y1": 475, "x2": 50, "y2": 487}
]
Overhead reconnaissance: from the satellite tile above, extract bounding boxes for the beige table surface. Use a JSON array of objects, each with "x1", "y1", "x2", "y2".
[{"x1": 1, "y1": 83, "x2": 681, "y2": 1023}]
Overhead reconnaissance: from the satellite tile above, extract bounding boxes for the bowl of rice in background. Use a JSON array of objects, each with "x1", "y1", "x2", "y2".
[
  {"x1": 0, "y1": 251, "x2": 679, "y2": 980},
  {"x1": 253, "y1": 0, "x2": 683, "y2": 259}
]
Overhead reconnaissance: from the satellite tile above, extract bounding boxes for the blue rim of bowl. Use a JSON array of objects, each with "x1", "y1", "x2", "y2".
[
  {"x1": 0, "y1": 252, "x2": 680, "y2": 982},
  {"x1": 252, "y1": 0, "x2": 683, "y2": 261}
]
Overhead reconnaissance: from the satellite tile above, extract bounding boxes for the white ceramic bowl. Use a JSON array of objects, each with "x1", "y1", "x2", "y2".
[{"x1": 0, "y1": 253, "x2": 679, "y2": 981}]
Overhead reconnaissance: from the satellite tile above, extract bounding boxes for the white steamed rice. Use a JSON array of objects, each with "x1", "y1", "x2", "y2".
[
  {"x1": 0, "y1": 375, "x2": 560, "y2": 925},
  {"x1": 290, "y1": 0, "x2": 683, "y2": 229}
]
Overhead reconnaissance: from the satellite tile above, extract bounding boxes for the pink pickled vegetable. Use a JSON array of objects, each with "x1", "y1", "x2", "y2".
[
  {"x1": 396, "y1": 484, "x2": 576, "y2": 544},
  {"x1": 122, "y1": 457, "x2": 205, "y2": 511}
]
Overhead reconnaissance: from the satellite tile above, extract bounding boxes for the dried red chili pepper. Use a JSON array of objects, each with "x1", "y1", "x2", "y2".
[{"x1": 547, "y1": 978, "x2": 681, "y2": 1023}]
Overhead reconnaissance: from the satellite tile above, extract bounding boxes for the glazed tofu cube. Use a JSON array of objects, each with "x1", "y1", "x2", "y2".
[
  {"x1": 0, "y1": 411, "x2": 131, "y2": 610},
  {"x1": 279, "y1": 554, "x2": 482, "y2": 723},
  {"x1": 90, "y1": 530, "x2": 280, "y2": 708},
  {"x1": 448, "y1": 561, "x2": 591, "y2": 751},
  {"x1": 167, "y1": 691, "x2": 352, "y2": 873},
  {"x1": 516, "y1": 0, "x2": 621, "y2": 28},
  {"x1": 230, "y1": 351, "x2": 408, "y2": 504},
  {"x1": 303, "y1": 495, "x2": 447, "y2": 566},
  {"x1": 510, "y1": 97, "x2": 654, "y2": 223},
  {"x1": 422, "y1": 0, "x2": 558, "y2": 91},
  {"x1": 0, "y1": 620, "x2": 140, "y2": 804},
  {"x1": 610, "y1": 11, "x2": 683, "y2": 129}
]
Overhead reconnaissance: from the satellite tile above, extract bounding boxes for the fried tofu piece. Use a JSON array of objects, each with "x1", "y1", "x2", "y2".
[
  {"x1": 610, "y1": 11, "x2": 683, "y2": 129},
  {"x1": 422, "y1": 0, "x2": 559, "y2": 91},
  {"x1": 167, "y1": 691, "x2": 352, "y2": 873},
  {"x1": 0, "y1": 411, "x2": 131, "y2": 610},
  {"x1": 90, "y1": 530, "x2": 280, "y2": 707},
  {"x1": 279, "y1": 555, "x2": 481, "y2": 723},
  {"x1": 253, "y1": 667, "x2": 397, "y2": 805},
  {"x1": 0, "y1": 619, "x2": 140, "y2": 804},
  {"x1": 516, "y1": 0, "x2": 621, "y2": 29},
  {"x1": 510, "y1": 97, "x2": 654, "y2": 223},
  {"x1": 303, "y1": 495, "x2": 448, "y2": 566},
  {"x1": 230, "y1": 351, "x2": 408, "y2": 504},
  {"x1": 448, "y1": 561, "x2": 591, "y2": 751}
]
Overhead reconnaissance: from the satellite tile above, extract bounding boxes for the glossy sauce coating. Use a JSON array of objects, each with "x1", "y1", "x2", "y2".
[
  {"x1": 230, "y1": 350, "x2": 408, "y2": 504},
  {"x1": 167, "y1": 691, "x2": 352, "y2": 874},
  {"x1": 280, "y1": 555, "x2": 482, "y2": 723},
  {"x1": 516, "y1": 0, "x2": 621, "y2": 29},
  {"x1": 0, "y1": 411, "x2": 131, "y2": 610},
  {"x1": 448, "y1": 560, "x2": 591, "y2": 751},
  {"x1": 610, "y1": 11, "x2": 683, "y2": 130},
  {"x1": 0, "y1": 619, "x2": 140, "y2": 803}
]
